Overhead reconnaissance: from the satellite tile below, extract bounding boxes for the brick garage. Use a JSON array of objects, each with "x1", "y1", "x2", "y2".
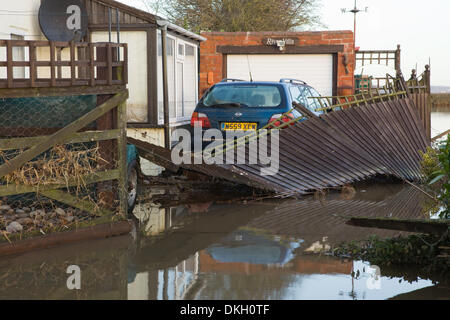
[{"x1": 199, "y1": 31, "x2": 355, "y2": 97}]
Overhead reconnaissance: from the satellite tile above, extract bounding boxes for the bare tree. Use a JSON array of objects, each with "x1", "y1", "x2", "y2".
[
  {"x1": 155, "y1": 0, "x2": 321, "y2": 33},
  {"x1": 141, "y1": 0, "x2": 166, "y2": 17}
]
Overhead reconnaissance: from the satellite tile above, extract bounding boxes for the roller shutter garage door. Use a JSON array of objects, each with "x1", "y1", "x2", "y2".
[{"x1": 227, "y1": 54, "x2": 334, "y2": 96}]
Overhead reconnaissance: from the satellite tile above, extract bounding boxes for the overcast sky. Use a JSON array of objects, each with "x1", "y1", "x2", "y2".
[
  {"x1": 318, "y1": 0, "x2": 450, "y2": 86},
  {"x1": 119, "y1": 0, "x2": 450, "y2": 86}
]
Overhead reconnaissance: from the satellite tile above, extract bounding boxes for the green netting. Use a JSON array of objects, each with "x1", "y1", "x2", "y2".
[{"x1": 0, "y1": 95, "x2": 97, "y2": 131}]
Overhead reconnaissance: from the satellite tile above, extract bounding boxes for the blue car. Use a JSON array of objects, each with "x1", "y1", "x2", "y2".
[
  {"x1": 206, "y1": 229, "x2": 303, "y2": 266},
  {"x1": 190, "y1": 78, "x2": 325, "y2": 134}
]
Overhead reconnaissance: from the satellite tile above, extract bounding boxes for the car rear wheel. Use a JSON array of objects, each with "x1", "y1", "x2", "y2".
[{"x1": 127, "y1": 160, "x2": 139, "y2": 214}]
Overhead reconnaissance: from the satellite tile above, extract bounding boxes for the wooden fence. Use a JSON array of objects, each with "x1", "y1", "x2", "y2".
[
  {"x1": 133, "y1": 80, "x2": 430, "y2": 196},
  {"x1": 0, "y1": 40, "x2": 129, "y2": 230},
  {"x1": 319, "y1": 73, "x2": 431, "y2": 145},
  {"x1": 355, "y1": 46, "x2": 401, "y2": 74},
  {"x1": 0, "y1": 91, "x2": 129, "y2": 217},
  {"x1": 0, "y1": 40, "x2": 127, "y2": 89}
]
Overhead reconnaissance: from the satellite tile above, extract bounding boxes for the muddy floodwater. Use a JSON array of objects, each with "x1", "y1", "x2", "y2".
[
  {"x1": 0, "y1": 181, "x2": 449, "y2": 300},
  {"x1": 0, "y1": 113, "x2": 448, "y2": 301}
]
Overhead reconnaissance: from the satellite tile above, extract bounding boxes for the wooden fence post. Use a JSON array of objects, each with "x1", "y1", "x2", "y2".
[
  {"x1": 96, "y1": 46, "x2": 117, "y2": 210},
  {"x1": 395, "y1": 44, "x2": 401, "y2": 76},
  {"x1": 424, "y1": 64, "x2": 431, "y2": 94},
  {"x1": 117, "y1": 101, "x2": 128, "y2": 217}
]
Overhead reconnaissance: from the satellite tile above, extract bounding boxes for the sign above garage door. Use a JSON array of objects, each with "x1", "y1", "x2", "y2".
[{"x1": 226, "y1": 54, "x2": 334, "y2": 96}]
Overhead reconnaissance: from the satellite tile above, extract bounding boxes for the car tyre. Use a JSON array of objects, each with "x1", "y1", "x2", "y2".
[{"x1": 127, "y1": 160, "x2": 139, "y2": 214}]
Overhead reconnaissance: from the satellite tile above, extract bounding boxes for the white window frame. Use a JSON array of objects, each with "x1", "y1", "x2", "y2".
[
  {"x1": 157, "y1": 31, "x2": 198, "y2": 125},
  {"x1": 177, "y1": 42, "x2": 185, "y2": 61}
]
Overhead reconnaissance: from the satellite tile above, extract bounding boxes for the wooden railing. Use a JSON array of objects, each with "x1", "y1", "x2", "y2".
[
  {"x1": 355, "y1": 45, "x2": 401, "y2": 73},
  {"x1": 0, "y1": 40, "x2": 127, "y2": 89},
  {"x1": 407, "y1": 65, "x2": 431, "y2": 94},
  {"x1": 355, "y1": 74, "x2": 403, "y2": 95}
]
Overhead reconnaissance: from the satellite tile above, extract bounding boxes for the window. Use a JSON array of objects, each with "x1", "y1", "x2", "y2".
[
  {"x1": 157, "y1": 33, "x2": 198, "y2": 124},
  {"x1": 290, "y1": 85, "x2": 321, "y2": 112},
  {"x1": 183, "y1": 44, "x2": 197, "y2": 117},
  {"x1": 177, "y1": 43, "x2": 185, "y2": 59}
]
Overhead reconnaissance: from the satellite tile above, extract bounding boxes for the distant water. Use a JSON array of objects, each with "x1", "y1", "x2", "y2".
[
  {"x1": 431, "y1": 111, "x2": 450, "y2": 139},
  {"x1": 431, "y1": 86, "x2": 450, "y2": 94}
]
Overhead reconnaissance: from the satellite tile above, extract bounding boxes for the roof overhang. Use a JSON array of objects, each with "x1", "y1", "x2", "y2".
[
  {"x1": 93, "y1": 0, "x2": 206, "y2": 42},
  {"x1": 157, "y1": 20, "x2": 207, "y2": 42}
]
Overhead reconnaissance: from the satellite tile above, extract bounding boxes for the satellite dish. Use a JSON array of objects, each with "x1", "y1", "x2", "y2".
[{"x1": 39, "y1": 0, "x2": 88, "y2": 42}]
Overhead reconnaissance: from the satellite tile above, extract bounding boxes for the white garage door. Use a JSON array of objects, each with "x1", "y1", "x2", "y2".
[{"x1": 227, "y1": 54, "x2": 334, "y2": 96}]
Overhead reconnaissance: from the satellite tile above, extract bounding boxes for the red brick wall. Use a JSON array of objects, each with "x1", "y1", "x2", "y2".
[{"x1": 199, "y1": 31, "x2": 355, "y2": 96}]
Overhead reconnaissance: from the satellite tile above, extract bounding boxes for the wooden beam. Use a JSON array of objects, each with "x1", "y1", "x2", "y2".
[
  {"x1": 345, "y1": 216, "x2": 450, "y2": 235},
  {"x1": 0, "y1": 85, "x2": 127, "y2": 99},
  {"x1": 292, "y1": 102, "x2": 319, "y2": 119},
  {"x1": 40, "y1": 189, "x2": 114, "y2": 216},
  {"x1": 117, "y1": 101, "x2": 128, "y2": 216},
  {"x1": 70, "y1": 41, "x2": 76, "y2": 86},
  {"x1": 0, "y1": 127, "x2": 97, "y2": 138},
  {"x1": 0, "y1": 129, "x2": 121, "y2": 151},
  {"x1": 127, "y1": 137, "x2": 180, "y2": 173},
  {"x1": 29, "y1": 42, "x2": 36, "y2": 88},
  {"x1": 50, "y1": 41, "x2": 56, "y2": 87},
  {"x1": 216, "y1": 45, "x2": 344, "y2": 55},
  {"x1": 6, "y1": 41, "x2": 13, "y2": 88},
  {"x1": 0, "y1": 220, "x2": 131, "y2": 256},
  {"x1": 0, "y1": 169, "x2": 119, "y2": 197},
  {"x1": 89, "y1": 42, "x2": 95, "y2": 86},
  {"x1": 431, "y1": 129, "x2": 450, "y2": 142},
  {"x1": 89, "y1": 0, "x2": 157, "y2": 24}
]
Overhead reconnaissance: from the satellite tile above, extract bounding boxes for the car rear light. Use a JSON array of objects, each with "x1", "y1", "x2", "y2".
[
  {"x1": 191, "y1": 112, "x2": 211, "y2": 128},
  {"x1": 268, "y1": 113, "x2": 295, "y2": 128}
]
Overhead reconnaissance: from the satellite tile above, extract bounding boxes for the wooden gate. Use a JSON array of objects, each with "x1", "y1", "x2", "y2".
[{"x1": 0, "y1": 40, "x2": 129, "y2": 239}]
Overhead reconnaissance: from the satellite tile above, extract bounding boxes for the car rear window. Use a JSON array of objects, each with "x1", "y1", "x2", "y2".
[
  {"x1": 289, "y1": 85, "x2": 322, "y2": 112},
  {"x1": 202, "y1": 84, "x2": 283, "y2": 108}
]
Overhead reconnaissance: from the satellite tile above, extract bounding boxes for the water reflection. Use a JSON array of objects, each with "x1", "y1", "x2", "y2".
[
  {"x1": 126, "y1": 184, "x2": 445, "y2": 300},
  {"x1": 0, "y1": 236, "x2": 130, "y2": 300},
  {"x1": 0, "y1": 184, "x2": 448, "y2": 300},
  {"x1": 206, "y1": 229, "x2": 303, "y2": 265}
]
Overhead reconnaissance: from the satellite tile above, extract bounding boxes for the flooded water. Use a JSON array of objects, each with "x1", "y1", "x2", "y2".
[
  {"x1": 0, "y1": 113, "x2": 448, "y2": 300},
  {"x1": 431, "y1": 111, "x2": 450, "y2": 140},
  {"x1": 0, "y1": 182, "x2": 449, "y2": 300}
]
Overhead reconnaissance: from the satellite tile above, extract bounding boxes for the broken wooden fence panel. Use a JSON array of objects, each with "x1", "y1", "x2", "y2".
[{"x1": 133, "y1": 87, "x2": 429, "y2": 196}]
